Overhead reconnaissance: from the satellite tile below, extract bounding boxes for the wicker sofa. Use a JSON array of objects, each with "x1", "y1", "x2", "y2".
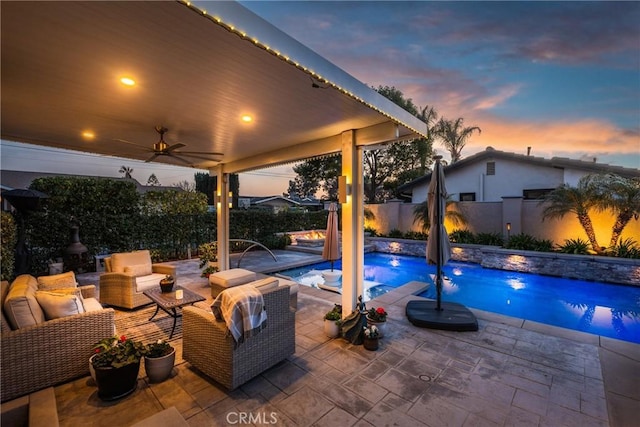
[
  {"x1": 1, "y1": 275, "x2": 115, "y2": 402},
  {"x1": 99, "y1": 250, "x2": 176, "y2": 309},
  {"x1": 183, "y1": 281, "x2": 295, "y2": 390}
]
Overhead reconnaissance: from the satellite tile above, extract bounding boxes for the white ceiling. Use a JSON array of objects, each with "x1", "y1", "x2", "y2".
[{"x1": 1, "y1": 1, "x2": 426, "y2": 173}]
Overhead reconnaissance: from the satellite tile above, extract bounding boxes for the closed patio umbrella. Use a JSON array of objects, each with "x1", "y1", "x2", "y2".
[
  {"x1": 405, "y1": 155, "x2": 477, "y2": 331},
  {"x1": 322, "y1": 203, "x2": 340, "y2": 271},
  {"x1": 426, "y1": 156, "x2": 451, "y2": 310}
]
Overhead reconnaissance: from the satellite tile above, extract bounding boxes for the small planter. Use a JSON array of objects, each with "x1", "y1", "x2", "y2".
[
  {"x1": 324, "y1": 319, "x2": 340, "y2": 338},
  {"x1": 144, "y1": 348, "x2": 176, "y2": 383},
  {"x1": 366, "y1": 318, "x2": 386, "y2": 338},
  {"x1": 159, "y1": 278, "x2": 175, "y2": 293},
  {"x1": 363, "y1": 337, "x2": 379, "y2": 351},
  {"x1": 93, "y1": 360, "x2": 141, "y2": 401}
]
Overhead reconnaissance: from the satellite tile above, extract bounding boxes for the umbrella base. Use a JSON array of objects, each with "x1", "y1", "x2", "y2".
[{"x1": 406, "y1": 300, "x2": 478, "y2": 332}]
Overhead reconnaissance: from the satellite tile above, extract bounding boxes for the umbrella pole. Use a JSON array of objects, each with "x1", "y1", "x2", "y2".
[{"x1": 435, "y1": 158, "x2": 443, "y2": 311}]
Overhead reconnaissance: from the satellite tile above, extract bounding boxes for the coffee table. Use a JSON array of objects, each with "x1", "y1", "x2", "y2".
[{"x1": 143, "y1": 286, "x2": 206, "y2": 338}]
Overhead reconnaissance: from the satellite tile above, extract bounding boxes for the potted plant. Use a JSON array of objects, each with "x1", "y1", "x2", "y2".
[
  {"x1": 323, "y1": 304, "x2": 342, "y2": 338},
  {"x1": 198, "y1": 242, "x2": 218, "y2": 278},
  {"x1": 144, "y1": 339, "x2": 175, "y2": 383},
  {"x1": 159, "y1": 274, "x2": 175, "y2": 293},
  {"x1": 363, "y1": 325, "x2": 379, "y2": 351},
  {"x1": 366, "y1": 306, "x2": 388, "y2": 338},
  {"x1": 91, "y1": 335, "x2": 146, "y2": 401}
]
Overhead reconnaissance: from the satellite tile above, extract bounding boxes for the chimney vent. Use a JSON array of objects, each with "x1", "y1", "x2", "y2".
[{"x1": 527, "y1": 146, "x2": 531, "y2": 156}]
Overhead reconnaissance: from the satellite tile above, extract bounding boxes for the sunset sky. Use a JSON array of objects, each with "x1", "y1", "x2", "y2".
[{"x1": 2, "y1": 1, "x2": 638, "y2": 195}]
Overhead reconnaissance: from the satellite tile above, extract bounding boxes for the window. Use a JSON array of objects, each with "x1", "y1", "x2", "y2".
[
  {"x1": 523, "y1": 189, "x2": 554, "y2": 200},
  {"x1": 486, "y1": 162, "x2": 495, "y2": 175},
  {"x1": 459, "y1": 193, "x2": 476, "y2": 201}
]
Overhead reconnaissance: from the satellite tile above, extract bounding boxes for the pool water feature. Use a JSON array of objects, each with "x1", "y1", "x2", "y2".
[{"x1": 279, "y1": 253, "x2": 640, "y2": 344}]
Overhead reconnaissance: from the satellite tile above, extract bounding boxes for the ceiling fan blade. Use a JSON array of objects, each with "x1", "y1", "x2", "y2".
[
  {"x1": 173, "y1": 153, "x2": 224, "y2": 162},
  {"x1": 165, "y1": 143, "x2": 186, "y2": 153},
  {"x1": 145, "y1": 153, "x2": 160, "y2": 163},
  {"x1": 167, "y1": 153, "x2": 194, "y2": 166},
  {"x1": 175, "y1": 150, "x2": 224, "y2": 157},
  {"x1": 114, "y1": 139, "x2": 151, "y2": 150}
]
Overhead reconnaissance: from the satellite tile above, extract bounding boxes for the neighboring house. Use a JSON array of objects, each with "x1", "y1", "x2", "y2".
[
  {"x1": 238, "y1": 195, "x2": 323, "y2": 213},
  {"x1": 0, "y1": 170, "x2": 182, "y2": 211},
  {"x1": 398, "y1": 147, "x2": 640, "y2": 204}
]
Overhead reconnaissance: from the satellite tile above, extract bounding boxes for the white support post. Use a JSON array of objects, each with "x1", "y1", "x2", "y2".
[
  {"x1": 215, "y1": 165, "x2": 230, "y2": 271},
  {"x1": 341, "y1": 130, "x2": 364, "y2": 313}
]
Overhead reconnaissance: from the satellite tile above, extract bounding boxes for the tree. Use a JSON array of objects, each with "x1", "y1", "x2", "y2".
[
  {"x1": 436, "y1": 118, "x2": 481, "y2": 163},
  {"x1": 173, "y1": 180, "x2": 195, "y2": 192},
  {"x1": 147, "y1": 174, "x2": 160, "y2": 186},
  {"x1": 412, "y1": 197, "x2": 467, "y2": 232},
  {"x1": 195, "y1": 172, "x2": 216, "y2": 205},
  {"x1": 286, "y1": 156, "x2": 341, "y2": 200},
  {"x1": 416, "y1": 105, "x2": 439, "y2": 174},
  {"x1": 540, "y1": 175, "x2": 602, "y2": 252},
  {"x1": 119, "y1": 165, "x2": 133, "y2": 179},
  {"x1": 593, "y1": 174, "x2": 640, "y2": 248}
]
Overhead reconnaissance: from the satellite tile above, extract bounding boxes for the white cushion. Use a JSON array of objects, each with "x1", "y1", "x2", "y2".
[
  {"x1": 124, "y1": 263, "x2": 153, "y2": 277},
  {"x1": 134, "y1": 273, "x2": 168, "y2": 292},
  {"x1": 82, "y1": 297, "x2": 103, "y2": 312},
  {"x1": 110, "y1": 250, "x2": 152, "y2": 273},
  {"x1": 250, "y1": 277, "x2": 279, "y2": 292},
  {"x1": 209, "y1": 268, "x2": 256, "y2": 288},
  {"x1": 35, "y1": 290, "x2": 85, "y2": 320},
  {"x1": 4, "y1": 275, "x2": 45, "y2": 329},
  {"x1": 37, "y1": 271, "x2": 78, "y2": 290}
]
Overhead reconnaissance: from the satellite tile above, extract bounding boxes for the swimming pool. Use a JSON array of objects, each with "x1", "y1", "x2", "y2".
[{"x1": 279, "y1": 252, "x2": 640, "y2": 344}]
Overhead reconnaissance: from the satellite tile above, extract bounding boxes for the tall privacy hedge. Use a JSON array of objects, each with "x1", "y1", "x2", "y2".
[
  {"x1": 16, "y1": 176, "x2": 329, "y2": 276},
  {"x1": 1, "y1": 211, "x2": 17, "y2": 281}
]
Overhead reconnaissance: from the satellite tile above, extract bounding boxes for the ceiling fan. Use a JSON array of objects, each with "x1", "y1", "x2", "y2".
[{"x1": 115, "y1": 125, "x2": 223, "y2": 166}]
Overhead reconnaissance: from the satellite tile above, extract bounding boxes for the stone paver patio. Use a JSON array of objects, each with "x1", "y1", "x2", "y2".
[{"x1": 17, "y1": 251, "x2": 640, "y2": 426}]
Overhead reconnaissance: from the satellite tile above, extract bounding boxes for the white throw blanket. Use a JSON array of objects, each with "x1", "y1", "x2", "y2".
[{"x1": 211, "y1": 285, "x2": 267, "y2": 344}]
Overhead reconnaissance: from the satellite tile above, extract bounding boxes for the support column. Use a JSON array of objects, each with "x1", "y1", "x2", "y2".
[
  {"x1": 215, "y1": 165, "x2": 230, "y2": 271},
  {"x1": 341, "y1": 131, "x2": 364, "y2": 313}
]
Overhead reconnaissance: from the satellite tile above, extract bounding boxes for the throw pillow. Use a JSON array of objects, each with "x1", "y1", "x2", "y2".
[
  {"x1": 35, "y1": 290, "x2": 85, "y2": 320},
  {"x1": 37, "y1": 271, "x2": 78, "y2": 290},
  {"x1": 124, "y1": 263, "x2": 153, "y2": 277},
  {"x1": 250, "y1": 277, "x2": 278, "y2": 292}
]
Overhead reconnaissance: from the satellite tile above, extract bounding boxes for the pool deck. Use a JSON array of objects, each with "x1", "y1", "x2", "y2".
[{"x1": 14, "y1": 248, "x2": 638, "y2": 426}]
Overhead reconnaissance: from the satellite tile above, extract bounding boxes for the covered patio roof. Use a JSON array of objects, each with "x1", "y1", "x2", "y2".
[{"x1": 1, "y1": 1, "x2": 426, "y2": 173}]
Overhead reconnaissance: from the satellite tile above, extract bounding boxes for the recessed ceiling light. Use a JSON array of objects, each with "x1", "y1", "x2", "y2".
[
  {"x1": 81, "y1": 130, "x2": 95, "y2": 140},
  {"x1": 120, "y1": 77, "x2": 136, "y2": 86},
  {"x1": 241, "y1": 115, "x2": 252, "y2": 123}
]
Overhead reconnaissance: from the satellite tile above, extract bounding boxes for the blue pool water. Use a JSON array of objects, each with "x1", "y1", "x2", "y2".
[{"x1": 279, "y1": 253, "x2": 640, "y2": 344}]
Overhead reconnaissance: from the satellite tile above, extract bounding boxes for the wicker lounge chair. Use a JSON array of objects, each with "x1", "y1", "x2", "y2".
[
  {"x1": 99, "y1": 250, "x2": 176, "y2": 309},
  {"x1": 182, "y1": 283, "x2": 295, "y2": 390}
]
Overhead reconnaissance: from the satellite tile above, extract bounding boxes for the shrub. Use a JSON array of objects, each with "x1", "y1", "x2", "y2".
[
  {"x1": 403, "y1": 230, "x2": 428, "y2": 240},
  {"x1": 606, "y1": 238, "x2": 640, "y2": 259},
  {"x1": 475, "y1": 232, "x2": 504, "y2": 246},
  {"x1": 387, "y1": 229, "x2": 404, "y2": 238},
  {"x1": 1, "y1": 212, "x2": 17, "y2": 281},
  {"x1": 449, "y1": 229, "x2": 475, "y2": 244},
  {"x1": 557, "y1": 238, "x2": 591, "y2": 254},
  {"x1": 505, "y1": 233, "x2": 554, "y2": 252},
  {"x1": 364, "y1": 226, "x2": 378, "y2": 237}
]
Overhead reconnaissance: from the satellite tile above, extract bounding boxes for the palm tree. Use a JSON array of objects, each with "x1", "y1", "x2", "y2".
[
  {"x1": 593, "y1": 174, "x2": 640, "y2": 248},
  {"x1": 435, "y1": 117, "x2": 481, "y2": 163},
  {"x1": 119, "y1": 165, "x2": 133, "y2": 179},
  {"x1": 415, "y1": 105, "x2": 439, "y2": 174},
  {"x1": 412, "y1": 196, "x2": 466, "y2": 233},
  {"x1": 540, "y1": 175, "x2": 602, "y2": 252}
]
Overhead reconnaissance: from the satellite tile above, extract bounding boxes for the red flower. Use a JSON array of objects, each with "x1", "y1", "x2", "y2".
[
  {"x1": 119, "y1": 335, "x2": 126, "y2": 342},
  {"x1": 376, "y1": 307, "x2": 386, "y2": 315},
  {"x1": 94, "y1": 348, "x2": 101, "y2": 353}
]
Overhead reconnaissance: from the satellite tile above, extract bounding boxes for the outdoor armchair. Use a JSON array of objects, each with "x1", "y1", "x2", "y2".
[
  {"x1": 99, "y1": 250, "x2": 176, "y2": 309},
  {"x1": 182, "y1": 283, "x2": 295, "y2": 390}
]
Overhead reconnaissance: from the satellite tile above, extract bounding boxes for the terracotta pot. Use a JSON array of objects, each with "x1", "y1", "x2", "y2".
[
  {"x1": 93, "y1": 359, "x2": 141, "y2": 401},
  {"x1": 144, "y1": 348, "x2": 176, "y2": 383}
]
